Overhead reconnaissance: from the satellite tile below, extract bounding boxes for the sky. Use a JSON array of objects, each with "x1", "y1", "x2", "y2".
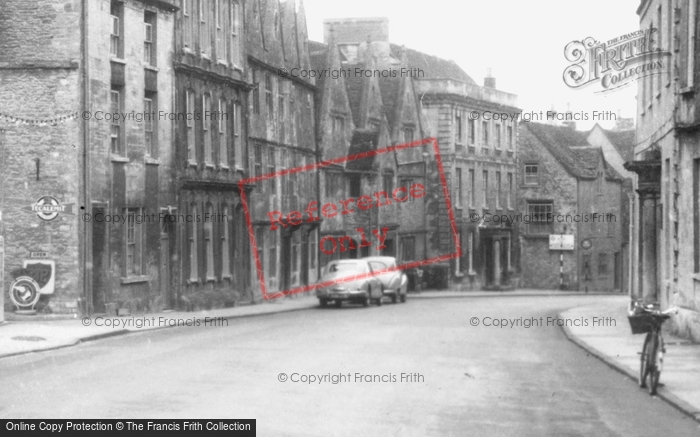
[{"x1": 300, "y1": 0, "x2": 641, "y2": 131}]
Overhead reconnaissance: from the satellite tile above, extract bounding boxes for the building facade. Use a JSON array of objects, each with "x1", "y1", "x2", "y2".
[
  {"x1": 628, "y1": 0, "x2": 700, "y2": 341},
  {"x1": 0, "y1": 0, "x2": 179, "y2": 315},
  {"x1": 519, "y1": 122, "x2": 624, "y2": 291}
]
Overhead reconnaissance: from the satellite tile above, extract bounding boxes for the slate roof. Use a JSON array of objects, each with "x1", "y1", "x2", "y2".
[
  {"x1": 390, "y1": 44, "x2": 475, "y2": 84},
  {"x1": 603, "y1": 129, "x2": 636, "y2": 162},
  {"x1": 346, "y1": 129, "x2": 379, "y2": 171},
  {"x1": 526, "y1": 123, "x2": 621, "y2": 181},
  {"x1": 378, "y1": 75, "x2": 401, "y2": 127},
  {"x1": 344, "y1": 73, "x2": 365, "y2": 127}
]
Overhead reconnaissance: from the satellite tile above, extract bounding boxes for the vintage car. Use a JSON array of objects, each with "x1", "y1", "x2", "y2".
[
  {"x1": 362, "y1": 256, "x2": 408, "y2": 303},
  {"x1": 316, "y1": 259, "x2": 383, "y2": 308}
]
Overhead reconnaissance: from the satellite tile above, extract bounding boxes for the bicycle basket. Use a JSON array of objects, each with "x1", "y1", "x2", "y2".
[{"x1": 627, "y1": 313, "x2": 666, "y2": 335}]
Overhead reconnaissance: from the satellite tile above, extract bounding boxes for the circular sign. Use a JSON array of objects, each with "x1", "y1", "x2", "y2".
[
  {"x1": 9, "y1": 276, "x2": 41, "y2": 310},
  {"x1": 33, "y1": 196, "x2": 61, "y2": 221},
  {"x1": 581, "y1": 238, "x2": 592, "y2": 250}
]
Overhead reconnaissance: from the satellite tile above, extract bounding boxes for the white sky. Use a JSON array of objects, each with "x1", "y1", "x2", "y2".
[{"x1": 301, "y1": 0, "x2": 641, "y2": 130}]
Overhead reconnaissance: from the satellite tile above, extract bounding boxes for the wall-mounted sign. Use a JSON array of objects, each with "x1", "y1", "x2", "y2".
[
  {"x1": 9, "y1": 276, "x2": 41, "y2": 312},
  {"x1": 549, "y1": 234, "x2": 574, "y2": 251},
  {"x1": 30, "y1": 252, "x2": 48, "y2": 259},
  {"x1": 581, "y1": 238, "x2": 592, "y2": 250},
  {"x1": 21, "y1": 196, "x2": 75, "y2": 221},
  {"x1": 23, "y1": 260, "x2": 55, "y2": 295}
]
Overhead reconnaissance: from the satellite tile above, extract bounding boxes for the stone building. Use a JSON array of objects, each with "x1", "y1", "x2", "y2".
[
  {"x1": 627, "y1": 0, "x2": 700, "y2": 341},
  {"x1": 0, "y1": 0, "x2": 179, "y2": 315},
  {"x1": 245, "y1": 0, "x2": 319, "y2": 296},
  {"x1": 518, "y1": 122, "x2": 624, "y2": 291},
  {"x1": 172, "y1": 0, "x2": 251, "y2": 309}
]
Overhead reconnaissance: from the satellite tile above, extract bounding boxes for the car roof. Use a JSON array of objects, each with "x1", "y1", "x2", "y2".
[{"x1": 361, "y1": 256, "x2": 397, "y2": 264}]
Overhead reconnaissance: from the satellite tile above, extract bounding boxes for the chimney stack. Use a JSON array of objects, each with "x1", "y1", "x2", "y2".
[{"x1": 484, "y1": 68, "x2": 496, "y2": 88}]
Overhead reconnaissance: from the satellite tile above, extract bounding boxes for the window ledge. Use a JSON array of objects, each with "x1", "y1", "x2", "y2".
[
  {"x1": 186, "y1": 277, "x2": 200, "y2": 285},
  {"x1": 217, "y1": 60, "x2": 228, "y2": 67},
  {"x1": 201, "y1": 53, "x2": 211, "y2": 61},
  {"x1": 187, "y1": 160, "x2": 198, "y2": 168},
  {"x1": 110, "y1": 57, "x2": 127, "y2": 64},
  {"x1": 219, "y1": 164, "x2": 230, "y2": 171},
  {"x1": 111, "y1": 155, "x2": 129, "y2": 163},
  {"x1": 680, "y1": 86, "x2": 695, "y2": 96},
  {"x1": 145, "y1": 157, "x2": 160, "y2": 165},
  {"x1": 205, "y1": 163, "x2": 215, "y2": 169},
  {"x1": 121, "y1": 275, "x2": 149, "y2": 285},
  {"x1": 206, "y1": 276, "x2": 217, "y2": 283},
  {"x1": 222, "y1": 275, "x2": 232, "y2": 280},
  {"x1": 144, "y1": 65, "x2": 159, "y2": 72},
  {"x1": 467, "y1": 270, "x2": 477, "y2": 277},
  {"x1": 692, "y1": 274, "x2": 700, "y2": 282},
  {"x1": 455, "y1": 271, "x2": 464, "y2": 278}
]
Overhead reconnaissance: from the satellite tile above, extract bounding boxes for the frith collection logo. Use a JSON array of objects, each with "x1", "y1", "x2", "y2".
[
  {"x1": 563, "y1": 28, "x2": 671, "y2": 92},
  {"x1": 21, "y1": 196, "x2": 76, "y2": 221}
]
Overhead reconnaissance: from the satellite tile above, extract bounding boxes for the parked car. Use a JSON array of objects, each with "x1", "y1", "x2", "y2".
[
  {"x1": 362, "y1": 256, "x2": 408, "y2": 303},
  {"x1": 316, "y1": 259, "x2": 383, "y2": 308}
]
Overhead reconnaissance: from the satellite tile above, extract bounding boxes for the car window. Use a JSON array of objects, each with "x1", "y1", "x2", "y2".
[
  {"x1": 369, "y1": 261, "x2": 388, "y2": 272},
  {"x1": 327, "y1": 262, "x2": 361, "y2": 273}
]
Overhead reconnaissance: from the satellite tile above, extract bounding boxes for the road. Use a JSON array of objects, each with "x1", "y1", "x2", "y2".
[{"x1": 1, "y1": 295, "x2": 698, "y2": 436}]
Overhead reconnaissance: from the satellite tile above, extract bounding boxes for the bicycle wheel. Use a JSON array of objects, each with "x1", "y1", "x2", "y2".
[
  {"x1": 639, "y1": 333, "x2": 651, "y2": 388},
  {"x1": 648, "y1": 333, "x2": 661, "y2": 395}
]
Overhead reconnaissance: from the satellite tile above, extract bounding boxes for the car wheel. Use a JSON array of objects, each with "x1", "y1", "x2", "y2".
[
  {"x1": 376, "y1": 285, "x2": 383, "y2": 306},
  {"x1": 400, "y1": 285, "x2": 407, "y2": 303},
  {"x1": 319, "y1": 299, "x2": 328, "y2": 308},
  {"x1": 335, "y1": 300, "x2": 342, "y2": 308},
  {"x1": 391, "y1": 292, "x2": 398, "y2": 304},
  {"x1": 362, "y1": 294, "x2": 370, "y2": 307}
]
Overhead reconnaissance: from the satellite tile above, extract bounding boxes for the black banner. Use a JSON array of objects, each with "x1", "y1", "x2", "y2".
[{"x1": 3, "y1": 420, "x2": 255, "y2": 436}]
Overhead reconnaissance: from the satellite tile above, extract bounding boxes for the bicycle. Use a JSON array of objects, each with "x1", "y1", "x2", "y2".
[{"x1": 627, "y1": 302, "x2": 678, "y2": 395}]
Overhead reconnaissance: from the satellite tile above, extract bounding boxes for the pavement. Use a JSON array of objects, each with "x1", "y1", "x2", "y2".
[
  {"x1": 2, "y1": 288, "x2": 699, "y2": 425},
  {"x1": 559, "y1": 295, "x2": 700, "y2": 423}
]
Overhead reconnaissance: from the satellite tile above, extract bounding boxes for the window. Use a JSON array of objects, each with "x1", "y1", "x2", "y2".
[
  {"x1": 254, "y1": 144, "x2": 262, "y2": 178},
  {"x1": 482, "y1": 170, "x2": 489, "y2": 207},
  {"x1": 110, "y1": 1, "x2": 123, "y2": 58},
  {"x1": 252, "y1": 69, "x2": 260, "y2": 114},
  {"x1": 203, "y1": 94, "x2": 212, "y2": 164},
  {"x1": 507, "y1": 125, "x2": 513, "y2": 149},
  {"x1": 265, "y1": 73, "x2": 274, "y2": 117},
  {"x1": 598, "y1": 253, "x2": 609, "y2": 276},
  {"x1": 310, "y1": 230, "x2": 317, "y2": 270},
  {"x1": 349, "y1": 174, "x2": 362, "y2": 197},
  {"x1": 326, "y1": 173, "x2": 343, "y2": 198},
  {"x1": 215, "y1": 0, "x2": 224, "y2": 60},
  {"x1": 527, "y1": 203, "x2": 553, "y2": 234},
  {"x1": 456, "y1": 168, "x2": 463, "y2": 208},
  {"x1": 496, "y1": 171, "x2": 501, "y2": 209},
  {"x1": 401, "y1": 236, "x2": 416, "y2": 262},
  {"x1": 467, "y1": 169, "x2": 475, "y2": 207},
  {"x1": 221, "y1": 204, "x2": 231, "y2": 278},
  {"x1": 403, "y1": 127, "x2": 414, "y2": 143},
  {"x1": 230, "y1": 1, "x2": 241, "y2": 66},
  {"x1": 481, "y1": 121, "x2": 489, "y2": 146},
  {"x1": 183, "y1": 0, "x2": 193, "y2": 49},
  {"x1": 455, "y1": 110, "x2": 463, "y2": 143},
  {"x1": 205, "y1": 203, "x2": 215, "y2": 279},
  {"x1": 189, "y1": 203, "x2": 198, "y2": 281},
  {"x1": 469, "y1": 119, "x2": 476, "y2": 144},
  {"x1": 383, "y1": 172, "x2": 394, "y2": 194},
  {"x1": 233, "y1": 102, "x2": 242, "y2": 168},
  {"x1": 495, "y1": 123, "x2": 502, "y2": 148},
  {"x1": 111, "y1": 87, "x2": 124, "y2": 155},
  {"x1": 199, "y1": 0, "x2": 210, "y2": 55},
  {"x1": 125, "y1": 208, "x2": 143, "y2": 276},
  {"x1": 267, "y1": 148, "x2": 276, "y2": 192},
  {"x1": 278, "y1": 93, "x2": 285, "y2": 121},
  {"x1": 144, "y1": 11, "x2": 156, "y2": 66},
  {"x1": 144, "y1": 93, "x2": 157, "y2": 157},
  {"x1": 255, "y1": 226, "x2": 264, "y2": 277},
  {"x1": 524, "y1": 163, "x2": 538, "y2": 185},
  {"x1": 332, "y1": 116, "x2": 345, "y2": 144},
  {"x1": 218, "y1": 98, "x2": 228, "y2": 166},
  {"x1": 186, "y1": 90, "x2": 195, "y2": 162},
  {"x1": 507, "y1": 173, "x2": 513, "y2": 209}
]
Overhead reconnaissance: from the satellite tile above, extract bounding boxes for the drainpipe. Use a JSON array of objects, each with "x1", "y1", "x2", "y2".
[{"x1": 81, "y1": 0, "x2": 92, "y2": 315}]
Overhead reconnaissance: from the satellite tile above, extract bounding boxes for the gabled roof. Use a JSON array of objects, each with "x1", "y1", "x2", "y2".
[
  {"x1": 378, "y1": 75, "x2": 401, "y2": 127},
  {"x1": 527, "y1": 123, "x2": 624, "y2": 182},
  {"x1": 346, "y1": 129, "x2": 379, "y2": 171},
  {"x1": 603, "y1": 129, "x2": 636, "y2": 162},
  {"x1": 344, "y1": 73, "x2": 365, "y2": 127},
  {"x1": 389, "y1": 44, "x2": 475, "y2": 84}
]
